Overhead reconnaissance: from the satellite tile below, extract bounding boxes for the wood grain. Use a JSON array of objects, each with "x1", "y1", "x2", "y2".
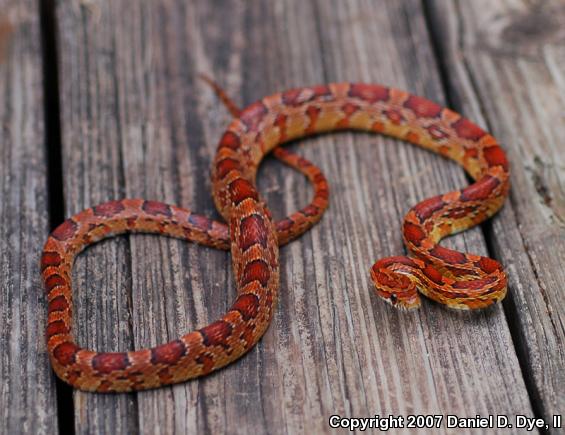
[
  {"x1": 0, "y1": 1, "x2": 58, "y2": 433},
  {"x1": 56, "y1": 0, "x2": 536, "y2": 433},
  {"x1": 427, "y1": 0, "x2": 565, "y2": 425}
]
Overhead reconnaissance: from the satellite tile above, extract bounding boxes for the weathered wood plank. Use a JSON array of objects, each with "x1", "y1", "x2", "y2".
[
  {"x1": 57, "y1": 0, "x2": 534, "y2": 433},
  {"x1": 0, "y1": 1, "x2": 59, "y2": 433},
  {"x1": 427, "y1": 0, "x2": 565, "y2": 426}
]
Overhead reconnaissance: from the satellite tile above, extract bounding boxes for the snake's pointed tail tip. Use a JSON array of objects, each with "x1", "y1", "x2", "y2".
[{"x1": 197, "y1": 72, "x2": 213, "y2": 84}]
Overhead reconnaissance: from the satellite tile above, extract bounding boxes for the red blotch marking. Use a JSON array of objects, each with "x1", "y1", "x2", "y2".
[
  {"x1": 229, "y1": 178, "x2": 259, "y2": 205},
  {"x1": 275, "y1": 218, "x2": 293, "y2": 232},
  {"x1": 240, "y1": 101, "x2": 267, "y2": 131},
  {"x1": 383, "y1": 109, "x2": 404, "y2": 125},
  {"x1": 65, "y1": 370, "x2": 81, "y2": 386},
  {"x1": 429, "y1": 245, "x2": 467, "y2": 264},
  {"x1": 274, "y1": 147, "x2": 289, "y2": 158},
  {"x1": 46, "y1": 320, "x2": 69, "y2": 338},
  {"x1": 316, "y1": 188, "x2": 329, "y2": 201},
  {"x1": 126, "y1": 217, "x2": 137, "y2": 229},
  {"x1": 91, "y1": 353, "x2": 130, "y2": 374},
  {"x1": 216, "y1": 158, "x2": 240, "y2": 179},
  {"x1": 341, "y1": 102, "x2": 360, "y2": 117},
  {"x1": 483, "y1": 146, "x2": 509, "y2": 171},
  {"x1": 219, "y1": 131, "x2": 241, "y2": 150},
  {"x1": 188, "y1": 214, "x2": 211, "y2": 232},
  {"x1": 452, "y1": 276, "x2": 496, "y2": 290},
  {"x1": 373, "y1": 269, "x2": 410, "y2": 290},
  {"x1": 93, "y1": 200, "x2": 125, "y2": 217},
  {"x1": 452, "y1": 117, "x2": 485, "y2": 141},
  {"x1": 297, "y1": 156, "x2": 310, "y2": 168},
  {"x1": 413, "y1": 195, "x2": 445, "y2": 221},
  {"x1": 45, "y1": 273, "x2": 66, "y2": 293},
  {"x1": 150, "y1": 340, "x2": 187, "y2": 365},
  {"x1": 281, "y1": 88, "x2": 302, "y2": 106},
  {"x1": 302, "y1": 205, "x2": 319, "y2": 217},
  {"x1": 142, "y1": 201, "x2": 172, "y2": 217},
  {"x1": 199, "y1": 320, "x2": 233, "y2": 348},
  {"x1": 439, "y1": 145, "x2": 450, "y2": 156},
  {"x1": 53, "y1": 342, "x2": 79, "y2": 366},
  {"x1": 427, "y1": 124, "x2": 449, "y2": 140},
  {"x1": 157, "y1": 367, "x2": 174, "y2": 384},
  {"x1": 274, "y1": 113, "x2": 288, "y2": 141},
  {"x1": 476, "y1": 257, "x2": 501, "y2": 274},
  {"x1": 241, "y1": 259, "x2": 271, "y2": 287},
  {"x1": 403, "y1": 222, "x2": 426, "y2": 246},
  {"x1": 422, "y1": 264, "x2": 444, "y2": 285},
  {"x1": 48, "y1": 295, "x2": 68, "y2": 313},
  {"x1": 439, "y1": 266, "x2": 471, "y2": 278},
  {"x1": 336, "y1": 117, "x2": 349, "y2": 129},
  {"x1": 41, "y1": 251, "x2": 62, "y2": 271},
  {"x1": 405, "y1": 131, "x2": 420, "y2": 143},
  {"x1": 348, "y1": 83, "x2": 389, "y2": 103},
  {"x1": 305, "y1": 105, "x2": 321, "y2": 133},
  {"x1": 403, "y1": 95, "x2": 442, "y2": 118},
  {"x1": 239, "y1": 214, "x2": 269, "y2": 251},
  {"x1": 465, "y1": 147, "x2": 479, "y2": 159},
  {"x1": 313, "y1": 173, "x2": 325, "y2": 183},
  {"x1": 460, "y1": 175, "x2": 500, "y2": 202},
  {"x1": 51, "y1": 219, "x2": 78, "y2": 241},
  {"x1": 231, "y1": 293, "x2": 260, "y2": 321},
  {"x1": 196, "y1": 353, "x2": 215, "y2": 373},
  {"x1": 372, "y1": 121, "x2": 385, "y2": 132}
]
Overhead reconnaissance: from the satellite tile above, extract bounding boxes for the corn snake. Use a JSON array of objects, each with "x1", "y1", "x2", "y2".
[{"x1": 42, "y1": 81, "x2": 510, "y2": 392}]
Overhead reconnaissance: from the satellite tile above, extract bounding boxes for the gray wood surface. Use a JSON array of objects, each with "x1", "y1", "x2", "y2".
[
  {"x1": 54, "y1": 0, "x2": 541, "y2": 434},
  {"x1": 0, "y1": 1, "x2": 58, "y2": 434},
  {"x1": 428, "y1": 0, "x2": 565, "y2": 425}
]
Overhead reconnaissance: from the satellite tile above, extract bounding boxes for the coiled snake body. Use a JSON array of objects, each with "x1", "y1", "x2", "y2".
[{"x1": 42, "y1": 83, "x2": 510, "y2": 392}]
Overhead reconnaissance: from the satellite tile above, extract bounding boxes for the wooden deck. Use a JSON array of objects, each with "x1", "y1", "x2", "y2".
[{"x1": 1, "y1": 0, "x2": 563, "y2": 433}]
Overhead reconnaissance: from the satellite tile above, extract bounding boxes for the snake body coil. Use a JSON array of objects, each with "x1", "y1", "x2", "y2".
[{"x1": 42, "y1": 83, "x2": 510, "y2": 392}]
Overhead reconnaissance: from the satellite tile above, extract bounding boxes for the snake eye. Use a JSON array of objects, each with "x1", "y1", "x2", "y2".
[{"x1": 390, "y1": 294, "x2": 398, "y2": 304}]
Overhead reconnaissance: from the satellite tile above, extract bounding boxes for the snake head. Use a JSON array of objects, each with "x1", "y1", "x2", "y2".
[{"x1": 370, "y1": 263, "x2": 421, "y2": 310}]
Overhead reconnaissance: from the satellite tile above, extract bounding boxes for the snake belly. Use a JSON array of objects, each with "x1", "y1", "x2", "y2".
[{"x1": 42, "y1": 83, "x2": 510, "y2": 392}]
